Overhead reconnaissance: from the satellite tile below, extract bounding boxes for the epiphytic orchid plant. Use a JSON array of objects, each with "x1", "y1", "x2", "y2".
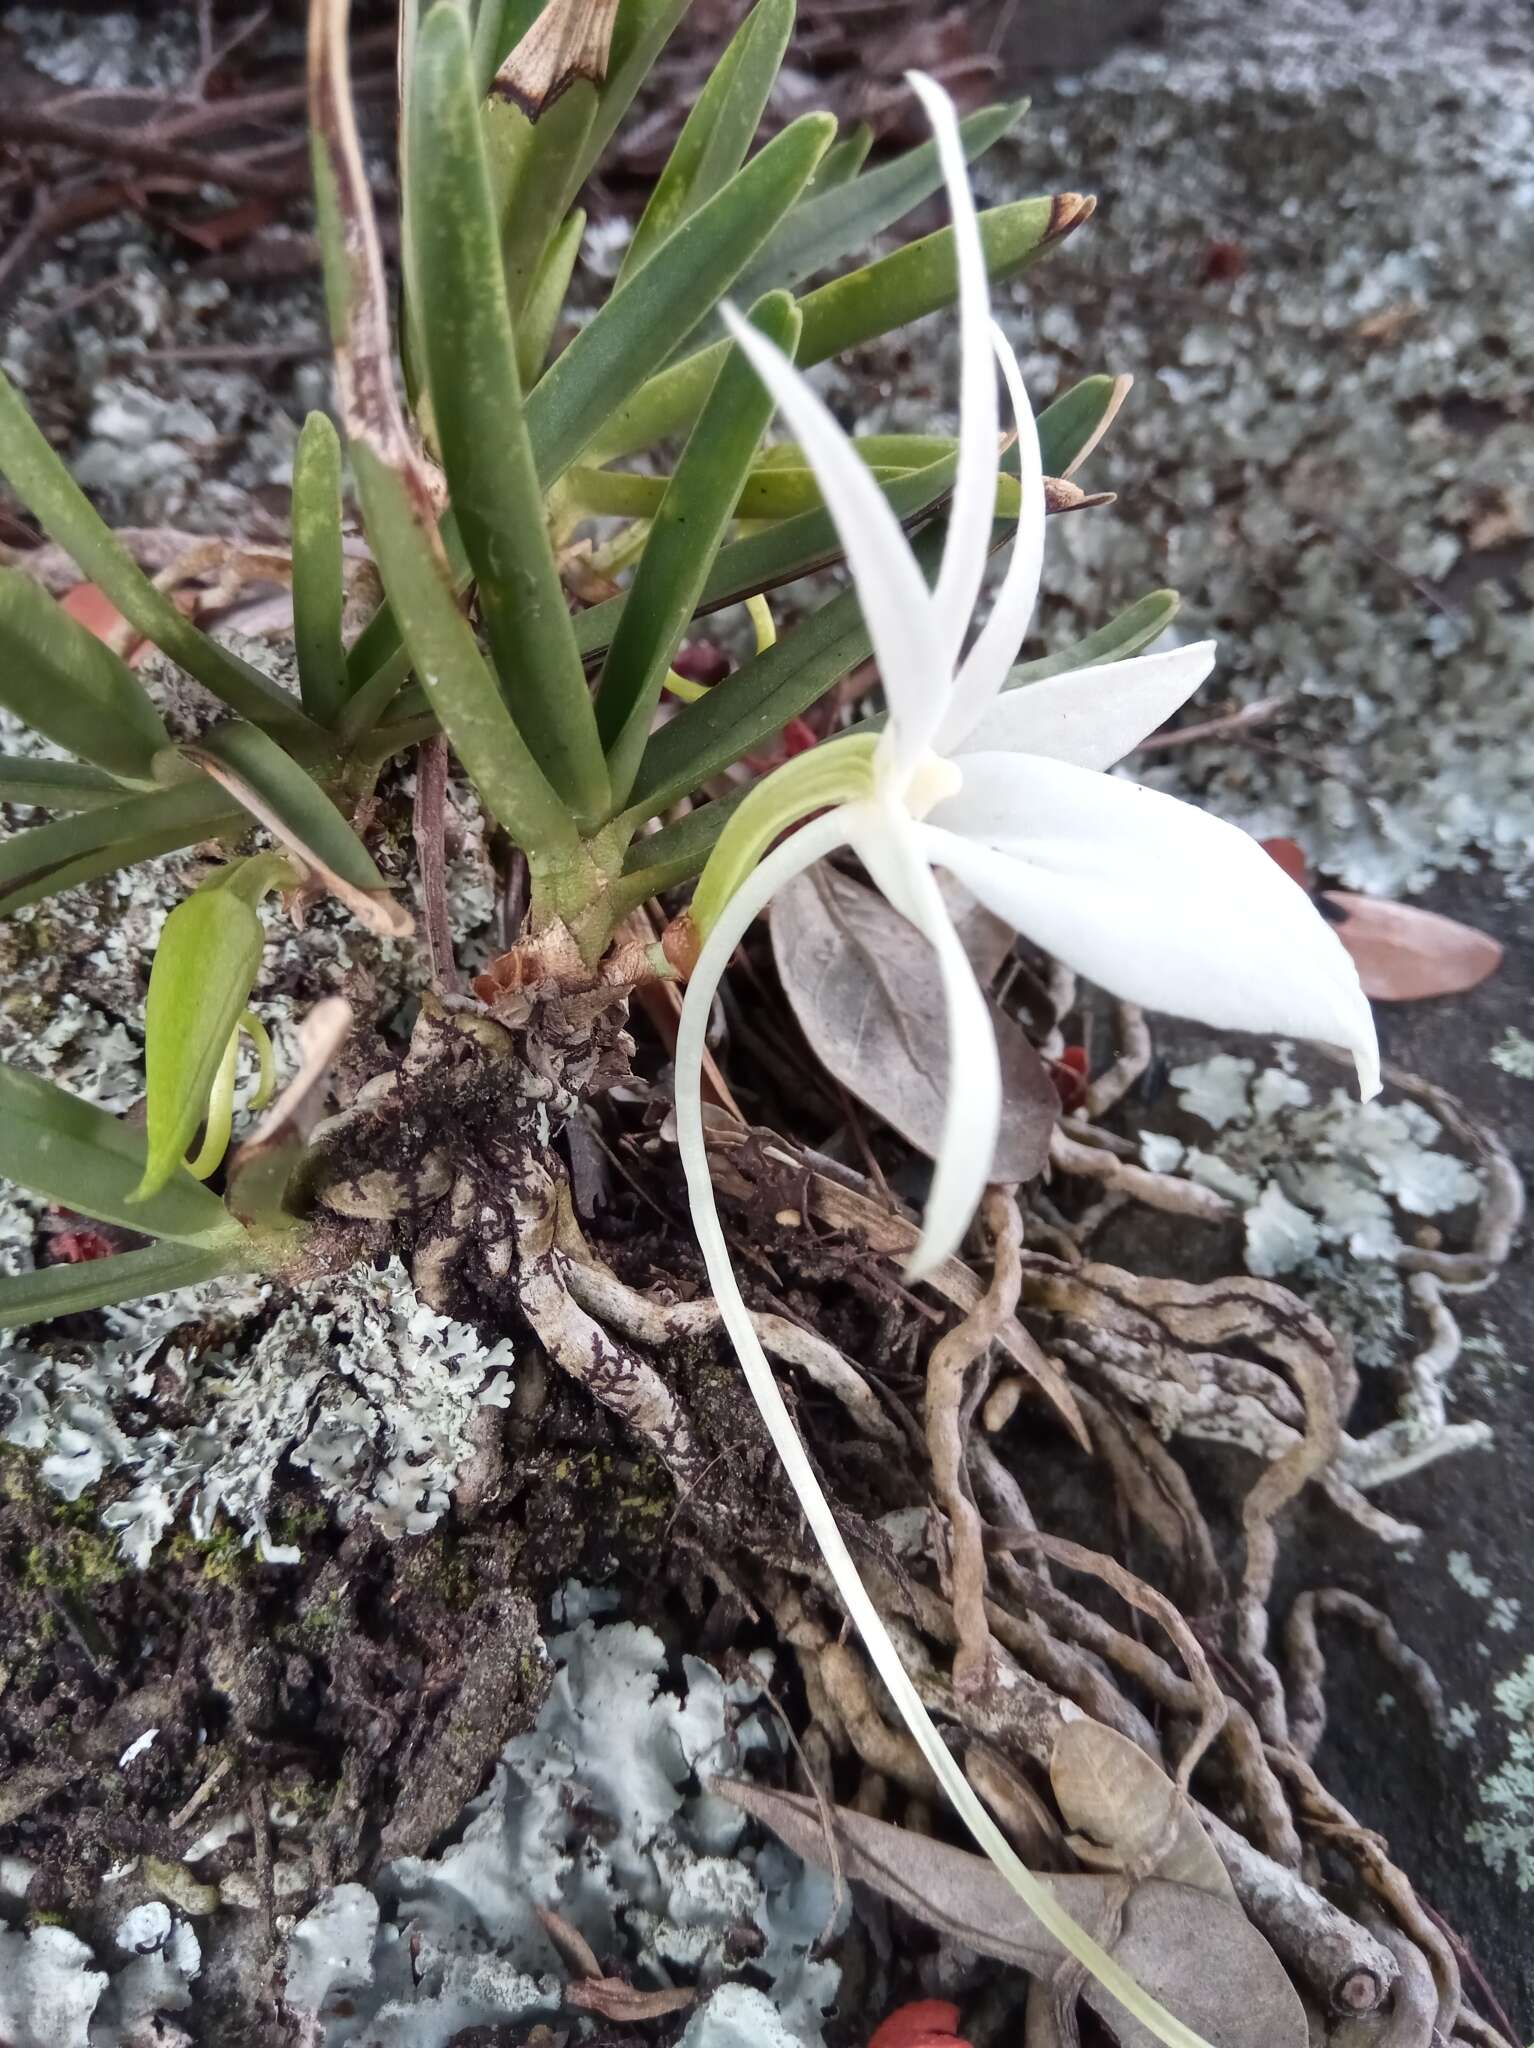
[
  {"x1": 0, "y1": 0, "x2": 1096, "y2": 1322},
  {"x1": 0, "y1": 11, "x2": 1370, "y2": 2039},
  {"x1": 673, "y1": 72, "x2": 1379, "y2": 2044}
]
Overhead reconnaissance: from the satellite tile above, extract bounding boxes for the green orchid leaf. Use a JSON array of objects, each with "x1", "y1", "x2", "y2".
[
  {"x1": 412, "y1": 2, "x2": 609, "y2": 822},
  {"x1": 0, "y1": 1241, "x2": 247, "y2": 1331},
  {"x1": 572, "y1": 421, "x2": 1090, "y2": 665},
  {"x1": 291, "y1": 410, "x2": 349, "y2": 725},
  {"x1": 1005, "y1": 589, "x2": 1183, "y2": 685},
  {"x1": 489, "y1": 83, "x2": 596, "y2": 321},
  {"x1": 0, "y1": 567, "x2": 169, "y2": 781},
  {"x1": 309, "y1": 0, "x2": 580, "y2": 860},
  {"x1": 571, "y1": 457, "x2": 1019, "y2": 525},
  {"x1": 618, "y1": 0, "x2": 795, "y2": 285},
  {"x1": 332, "y1": 641, "x2": 415, "y2": 750},
  {"x1": 137, "y1": 876, "x2": 268, "y2": 1201},
  {"x1": 0, "y1": 779, "x2": 246, "y2": 919},
  {"x1": 0, "y1": 757, "x2": 128, "y2": 811},
  {"x1": 626, "y1": 525, "x2": 947, "y2": 818},
  {"x1": 562, "y1": 378, "x2": 1114, "y2": 737},
  {"x1": 590, "y1": 190, "x2": 1093, "y2": 462},
  {"x1": 1028, "y1": 373, "x2": 1133, "y2": 480},
  {"x1": 340, "y1": 507, "x2": 470, "y2": 705},
  {"x1": 0, "y1": 369, "x2": 320, "y2": 745},
  {"x1": 726, "y1": 97, "x2": 1028, "y2": 308},
  {"x1": 801, "y1": 123, "x2": 873, "y2": 201},
  {"x1": 597, "y1": 291, "x2": 801, "y2": 806},
  {"x1": 180, "y1": 721, "x2": 410, "y2": 937},
  {"x1": 572, "y1": 443, "x2": 968, "y2": 659},
  {"x1": 518, "y1": 206, "x2": 585, "y2": 387},
  {"x1": 526, "y1": 110, "x2": 835, "y2": 487},
  {"x1": 0, "y1": 1062, "x2": 244, "y2": 1246},
  {"x1": 617, "y1": 786, "x2": 749, "y2": 900},
  {"x1": 349, "y1": 449, "x2": 579, "y2": 855}
]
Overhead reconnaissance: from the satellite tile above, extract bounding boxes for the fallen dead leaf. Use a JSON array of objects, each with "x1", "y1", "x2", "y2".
[
  {"x1": 564, "y1": 1978, "x2": 695, "y2": 2022},
  {"x1": 1049, "y1": 1719, "x2": 1235, "y2": 1901},
  {"x1": 165, "y1": 193, "x2": 281, "y2": 253},
  {"x1": 714, "y1": 1778, "x2": 1306, "y2": 2048},
  {"x1": 1321, "y1": 891, "x2": 1503, "y2": 1001},
  {"x1": 772, "y1": 864, "x2": 1056, "y2": 1184}
]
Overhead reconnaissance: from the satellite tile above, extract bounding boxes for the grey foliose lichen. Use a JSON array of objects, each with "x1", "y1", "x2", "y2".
[
  {"x1": 284, "y1": 1607, "x2": 845, "y2": 2045},
  {"x1": 1142, "y1": 1052, "x2": 1480, "y2": 1286},
  {"x1": 2, "y1": 1259, "x2": 515, "y2": 1565},
  {"x1": 0, "y1": 1902, "x2": 200, "y2": 2048}
]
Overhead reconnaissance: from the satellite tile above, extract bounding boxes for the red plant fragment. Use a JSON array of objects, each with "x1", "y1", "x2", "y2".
[
  {"x1": 60, "y1": 581, "x2": 150, "y2": 667},
  {"x1": 1050, "y1": 1042, "x2": 1090, "y2": 1112},
  {"x1": 671, "y1": 638, "x2": 731, "y2": 686},
  {"x1": 46, "y1": 1225, "x2": 117, "y2": 1265},
  {"x1": 1200, "y1": 238, "x2": 1248, "y2": 283},
  {"x1": 868, "y1": 2000, "x2": 966, "y2": 2048},
  {"x1": 1260, "y1": 836, "x2": 1310, "y2": 890}
]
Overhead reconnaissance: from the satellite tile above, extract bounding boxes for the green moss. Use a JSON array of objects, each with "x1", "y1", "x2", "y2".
[
  {"x1": 165, "y1": 1523, "x2": 251, "y2": 1585},
  {"x1": 21, "y1": 1523, "x2": 124, "y2": 1596},
  {"x1": 269, "y1": 1499, "x2": 330, "y2": 1547}
]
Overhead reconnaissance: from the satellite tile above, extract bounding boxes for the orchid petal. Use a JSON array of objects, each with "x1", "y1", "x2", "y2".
[
  {"x1": 907, "y1": 73, "x2": 1000, "y2": 691},
  {"x1": 674, "y1": 813, "x2": 1208, "y2": 2048},
  {"x1": 849, "y1": 807, "x2": 1002, "y2": 1277},
  {"x1": 719, "y1": 304, "x2": 944, "y2": 763},
  {"x1": 921, "y1": 758, "x2": 1380, "y2": 1097},
  {"x1": 936, "y1": 321, "x2": 1046, "y2": 753},
  {"x1": 951, "y1": 639, "x2": 1219, "y2": 770}
]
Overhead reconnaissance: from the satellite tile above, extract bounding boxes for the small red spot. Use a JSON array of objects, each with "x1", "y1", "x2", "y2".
[
  {"x1": 868, "y1": 2001, "x2": 965, "y2": 2048},
  {"x1": 745, "y1": 718, "x2": 820, "y2": 777},
  {"x1": 1199, "y1": 238, "x2": 1248, "y2": 283},
  {"x1": 1050, "y1": 1043, "x2": 1090, "y2": 1112},
  {"x1": 1259, "y1": 836, "x2": 1311, "y2": 890},
  {"x1": 671, "y1": 638, "x2": 731, "y2": 686},
  {"x1": 48, "y1": 1226, "x2": 117, "y2": 1265}
]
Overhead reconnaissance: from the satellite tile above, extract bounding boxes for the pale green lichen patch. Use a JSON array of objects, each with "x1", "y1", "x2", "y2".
[
  {"x1": 1448, "y1": 1551, "x2": 1493, "y2": 1601},
  {"x1": 2, "y1": 1260, "x2": 515, "y2": 1565},
  {"x1": 1141, "y1": 1052, "x2": 1480, "y2": 1280},
  {"x1": 1468, "y1": 1652, "x2": 1534, "y2": 1891},
  {"x1": 1489, "y1": 1028, "x2": 1534, "y2": 1079}
]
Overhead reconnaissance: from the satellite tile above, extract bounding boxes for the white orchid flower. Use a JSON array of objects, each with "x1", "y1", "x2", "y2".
[{"x1": 671, "y1": 73, "x2": 1377, "y2": 2048}]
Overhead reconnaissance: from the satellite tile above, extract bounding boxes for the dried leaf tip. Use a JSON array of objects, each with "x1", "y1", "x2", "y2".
[
  {"x1": 494, "y1": 0, "x2": 620, "y2": 118},
  {"x1": 1047, "y1": 191, "x2": 1096, "y2": 240},
  {"x1": 308, "y1": 0, "x2": 434, "y2": 527}
]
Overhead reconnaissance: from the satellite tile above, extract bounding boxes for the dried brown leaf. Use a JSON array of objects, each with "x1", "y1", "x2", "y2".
[
  {"x1": 772, "y1": 864, "x2": 1056, "y2": 1184},
  {"x1": 495, "y1": 0, "x2": 620, "y2": 117},
  {"x1": 714, "y1": 1779, "x2": 1305, "y2": 2048},
  {"x1": 564, "y1": 1979, "x2": 696, "y2": 2022},
  {"x1": 225, "y1": 996, "x2": 351, "y2": 1226},
  {"x1": 1049, "y1": 1719, "x2": 1235, "y2": 1902},
  {"x1": 1321, "y1": 891, "x2": 1503, "y2": 1001}
]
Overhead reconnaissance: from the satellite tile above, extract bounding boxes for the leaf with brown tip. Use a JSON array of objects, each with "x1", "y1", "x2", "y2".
[{"x1": 1321, "y1": 891, "x2": 1503, "y2": 1001}]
